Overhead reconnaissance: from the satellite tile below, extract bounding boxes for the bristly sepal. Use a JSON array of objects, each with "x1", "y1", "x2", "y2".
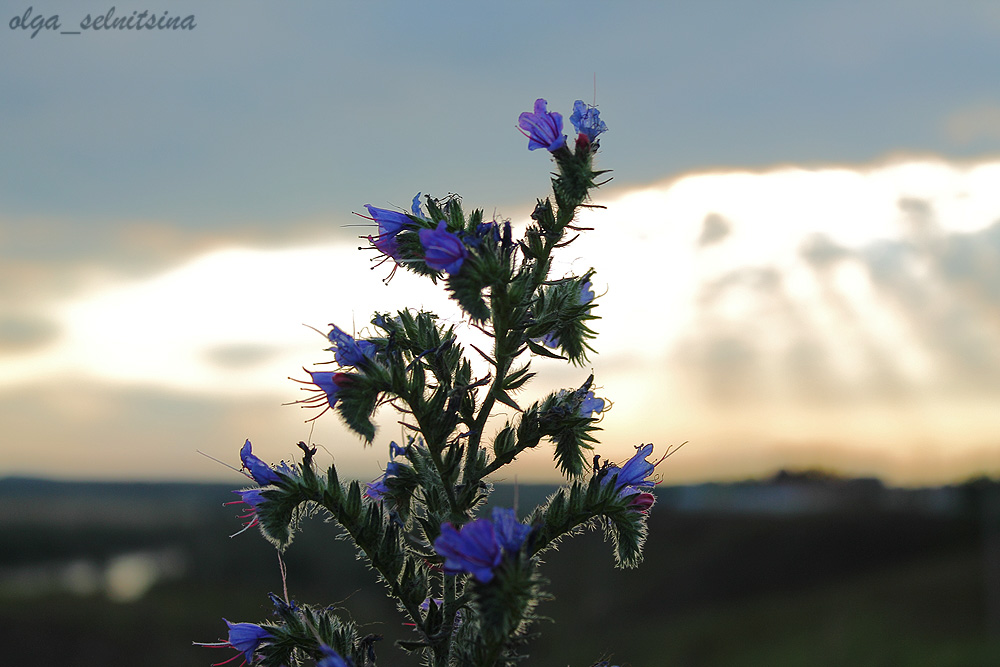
[{"x1": 529, "y1": 474, "x2": 650, "y2": 569}]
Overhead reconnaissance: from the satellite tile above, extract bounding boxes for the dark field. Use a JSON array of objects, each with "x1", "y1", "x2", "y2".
[{"x1": 1, "y1": 476, "x2": 998, "y2": 666}]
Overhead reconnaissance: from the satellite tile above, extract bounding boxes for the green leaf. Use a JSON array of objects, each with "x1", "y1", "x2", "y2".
[
  {"x1": 503, "y1": 363, "x2": 535, "y2": 391},
  {"x1": 525, "y1": 338, "x2": 566, "y2": 360},
  {"x1": 494, "y1": 389, "x2": 521, "y2": 411}
]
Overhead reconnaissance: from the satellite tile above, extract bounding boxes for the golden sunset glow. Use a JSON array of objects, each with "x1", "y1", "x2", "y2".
[{"x1": 3, "y1": 159, "x2": 999, "y2": 485}]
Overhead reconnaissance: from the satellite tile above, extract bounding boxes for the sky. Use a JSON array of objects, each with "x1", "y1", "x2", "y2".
[{"x1": 2, "y1": 1, "x2": 1000, "y2": 486}]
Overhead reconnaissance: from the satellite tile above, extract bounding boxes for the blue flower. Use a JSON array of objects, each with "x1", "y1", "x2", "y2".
[
  {"x1": 365, "y1": 442, "x2": 406, "y2": 501},
  {"x1": 411, "y1": 193, "x2": 426, "y2": 219},
  {"x1": 223, "y1": 619, "x2": 272, "y2": 664},
  {"x1": 534, "y1": 279, "x2": 596, "y2": 350},
  {"x1": 419, "y1": 221, "x2": 468, "y2": 275},
  {"x1": 433, "y1": 508, "x2": 529, "y2": 583},
  {"x1": 472, "y1": 220, "x2": 502, "y2": 248},
  {"x1": 518, "y1": 98, "x2": 567, "y2": 152},
  {"x1": 290, "y1": 370, "x2": 356, "y2": 420},
  {"x1": 224, "y1": 488, "x2": 265, "y2": 536},
  {"x1": 365, "y1": 461, "x2": 401, "y2": 501},
  {"x1": 434, "y1": 518, "x2": 502, "y2": 583},
  {"x1": 491, "y1": 507, "x2": 531, "y2": 553},
  {"x1": 307, "y1": 370, "x2": 353, "y2": 409},
  {"x1": 194, "y1": 620, "x2": 273, "y2": 664},
  {"x1": 240, "y1": 440, "x2": 282, "y2": 486},
  {"x1": 569, "y1": 100, "x2": 608, "y2": 142},
  {"x1": 536, "y1": 331, "x2": 561, "y2": 349},
  {"x1": 365, "y1": 204, "x2": 411, "y2": 261},
  {"x1": 327, "y1": 325, "x2": 376, "y2": 367},
  {"x1": 578, "y1": 390, "x2": 605, "y2": 419},
  {"x1": 389, "y1": 440, "x2": 406, "y2": 458},
  {"x1": 364, "y1": 475, "x2": 390, "y2": 501},
  {"x1": 600, "y1": 444, "x2": 665, "y2": 502},
  {"x1": 317, "y1": 644, "x2": 354, "y2": 667}
]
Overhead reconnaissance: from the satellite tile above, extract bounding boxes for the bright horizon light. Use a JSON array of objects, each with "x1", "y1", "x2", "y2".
[{"x1": 3, "y1": 157, "x2": 1000, "y2": 486}]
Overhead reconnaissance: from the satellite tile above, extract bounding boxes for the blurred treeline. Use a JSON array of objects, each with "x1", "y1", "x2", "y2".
[{"x1": 1, "y1": 473, "x2": 998, "y2": 666}]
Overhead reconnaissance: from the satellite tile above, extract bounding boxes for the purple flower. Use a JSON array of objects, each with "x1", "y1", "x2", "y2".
[
  {"x1": 535, "y1": 331, "x2": 560, "y2": 349},
  {"x1": 419, "y1": 221, "x2": 468, "y2": 275},
  {"x1": 317, "y1": 645, "x2": 354, "y2": 667},
  {"x1": 327, "y1": 325, "x2": 376, "y2": 367},
  {"x1": 534, "y1": 279, "x2": 596, "y2": 350},
  {"x1": 601, "y1": 444, "x2": 666, "y2": 504},
  {"x1": 194, "y1": 619, "x2": 272, "y2": 664},
  {"x1": 240, "y1": 440, "x2": 281, "y2": 486},
  {"x1": 364, "y1": 476, "x2": 390, "y2": 501},
  {"x1": 434, "y1": 519, "x2": 502, "y2": 583},
  {"x1": 365, "y1": 442, "x2": 406, "y2": 501},
  {"x1": 289, "y1": 369, "x2": 357, "y2": 420},
  {"x1": 433, "y1": 507, "x2": 529, "y2": 583},
  {"x1": 224, "y1": 488, "x2": 265, "y2": 536},
  {"x1": 569, "y1": 100, "x2": 608, "y2": 143},
  {"x1": 578, "y1": 390, "x2": 605, "y2": 419},
  {"x1": 607, "y1": 443, "x2": 657, "y2": 488},
  {"x1": 491, "y1": 507, "x2": 530, "y2": 553},
  {"x1": 224, "y1": 620, "x2": 272, "y2": 664},
  {"x1": 518, "y1": 98, "x2": 567, "y2": 152},
  {"x1": 365, "y1": 462, "x2": 401, "y2": 501},
  {"x1": 365, "y1": 204, "x2": 411, "y2": 261},
  {"x1": 307, "y1": 370, "x2": 353, "y2": 409},
  {"x1": 195, "y1": 619, "x2": 273, "y2": 665},
  {"x1": 411, "y1": 192, "x2": 426, "y2": 219}
]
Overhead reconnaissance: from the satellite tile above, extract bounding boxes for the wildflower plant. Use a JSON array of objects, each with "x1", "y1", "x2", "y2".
[{"x1": 199, "y1": 98, "x2": 673, "y2": 667}]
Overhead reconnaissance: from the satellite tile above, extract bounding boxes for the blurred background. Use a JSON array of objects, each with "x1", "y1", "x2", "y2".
[{"x1": 2, "y1": 1, "x2": 1000, "y2": 664}]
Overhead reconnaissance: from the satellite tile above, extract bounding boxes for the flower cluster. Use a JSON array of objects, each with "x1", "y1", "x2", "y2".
[
  {"x1": 433, "y1": 508, "x2": 531, "y2": 583},
  {"x1": 519, "y1": 97, "x2": 607, "y2": 154},
  {"x1": 364, "y1": 194, "x2": 473, "y2": 279},
  {"x1": 203, "y1": 96, "x2": 669, "y2": 667}
]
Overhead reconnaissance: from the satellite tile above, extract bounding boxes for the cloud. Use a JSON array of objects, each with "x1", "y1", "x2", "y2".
[
  {"x1": 6, "y1": 157, "x2": 1000, "y2": 484},
  {"x1": 203, "y1": 343, "x2": 281, "y2": 370},
  {"x1": 0, "y1": 314, "x2": 58, "y2": 354},
  {"x1": 0, "y1": 378, "x2": 391, "y2": 482},
  {"x1": 571, "y1": 158, "x2": 1000, "y2": 483},
  {"x1": 0, "y1": 235, "x2": 468, "y2": 396},
  {"x1": 697, "y1": 213, "x2": 731, "y2": 247}
]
